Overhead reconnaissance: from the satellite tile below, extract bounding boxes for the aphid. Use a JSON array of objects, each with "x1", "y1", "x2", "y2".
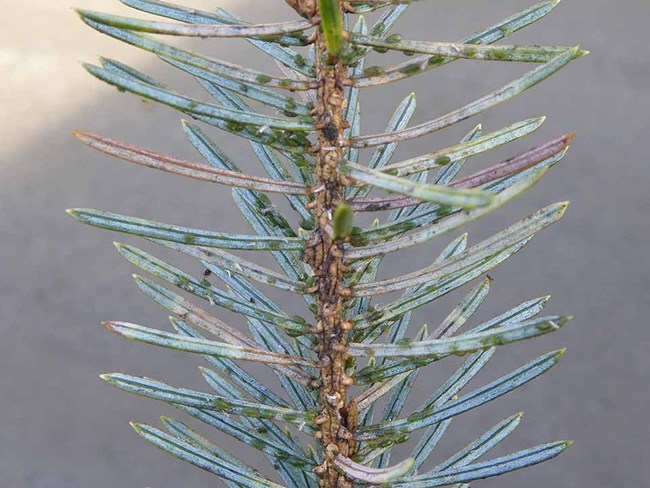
[
  {"x1": 319, "y1": 110, "x2": 339, "y2": 143},
  {"x1": 322, "y1": 122, "x2": 338, "y2": 142},
  {"x1": 333, "y1": 203, "x2": 354, "y2": 239}
]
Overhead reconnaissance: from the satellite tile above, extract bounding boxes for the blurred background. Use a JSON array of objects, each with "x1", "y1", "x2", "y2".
[{"x1": 1, "y1": 0, "x2": 648, "y2": 486}]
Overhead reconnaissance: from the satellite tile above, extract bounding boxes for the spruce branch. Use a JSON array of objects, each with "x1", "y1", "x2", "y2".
[{"x1": 70, "y1": 0, "x2": 584, "y2": 486}]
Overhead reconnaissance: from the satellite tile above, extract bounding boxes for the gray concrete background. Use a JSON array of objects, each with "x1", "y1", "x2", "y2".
[{"x1": 1, "y1": 0, "x2": 648, "y2": 486}]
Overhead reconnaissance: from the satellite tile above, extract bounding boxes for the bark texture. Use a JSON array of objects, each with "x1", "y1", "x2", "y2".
[{"x1": 288, "y1": 1, "x2": 356, "y2": 486}]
